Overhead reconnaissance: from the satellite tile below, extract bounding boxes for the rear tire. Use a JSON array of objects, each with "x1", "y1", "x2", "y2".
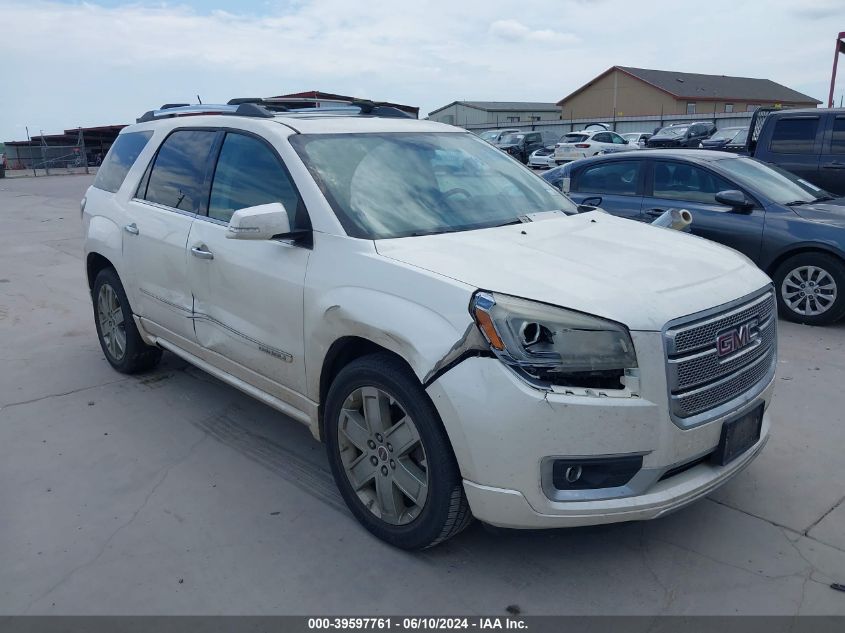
[
  {"x1": 772, "y1": 253, "x2": 845, "y2": 326},
  {"x1": 324, "y1": 352, "x2": 472, "y2": 549},
  {"x1": 92, "y1": 268, "x2": 162, "y2": 373}
]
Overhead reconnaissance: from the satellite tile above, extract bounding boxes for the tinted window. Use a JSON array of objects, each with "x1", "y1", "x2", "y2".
[
  {"x1": 563, "y1": 134, "x2": 589, "y2": 143},
  {"x1": 592, "y1": 133, "x2": 612, "y2": 143},
  {"x1": 576, "y1": 161, "x2": 641, "y2": 196},
  {"x1": 610, "y1": 133, "x2": 626, "y2": 144},
  {"x1": 143, "y1": 130, "x2": 217, "y2": 213},
  {"x1": 769, "y1": 117, "x2": 819, "y2": 154},
  {"x1": 653, "y1": 162, "x2": 734, "y2": 204},
  {"x1": 831, "y1": 117, "x2": 845, "y2": 153},
  {"x1": 713, "y1": 156, "x2": 821, "y2": 205},
  {"x1": 208, "y1": 133, "x2": 302, "y2": 225},
  {"x1": 92, "y1": 131, "x2": 153, "y2": 193}
]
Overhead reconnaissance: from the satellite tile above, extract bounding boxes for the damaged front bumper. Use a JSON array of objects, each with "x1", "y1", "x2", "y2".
[{"x1": 424, "y1": 331, "x2": 773, "y2": 529}]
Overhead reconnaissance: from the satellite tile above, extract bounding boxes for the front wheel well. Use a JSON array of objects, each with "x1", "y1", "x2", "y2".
[
  {"x1": 318, "y1": 336, "x2": 414, "y2": 441},
  {"x1": 86, "y1": 252, "x2": 115, "y2": 291},
  {"x1": 766, "y1": 247, "x2": 845, "y2": 279}
]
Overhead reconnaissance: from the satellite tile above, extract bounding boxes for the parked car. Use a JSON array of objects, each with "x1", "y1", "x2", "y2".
[
  {"x1": 83, "y1": 104, "x2": 775, "y2": 549},
  {"x1": 647, "y1": 122, "x2": 717, "y2": 148},
  {"x1": 699, "y1": 127, "x2": 747, "y2": 151},
  {"x1": 554, "y1": 129, "x2": 636, "y2": 164},
  {"x1": 741, "y1": 107, "x2": 845, "y2": 196},
  {"x1": 725, "y1": 128, "x2": 749, "y2": 153},
  {"x1": 497, "y1": 131, "x2": 545, "y2": 164},
  {"x1": 528, "y1": 145, "x2": 556, "y2": 168},
  {"x1": 542, "y1": 150, "x2": 845, "y2": 325},
  {"x1": 478, "y1": 128, "x2": 520, "y2": 145},
  {"x1": 622, "y1": 132, "x2": 652, "y2": 148}
]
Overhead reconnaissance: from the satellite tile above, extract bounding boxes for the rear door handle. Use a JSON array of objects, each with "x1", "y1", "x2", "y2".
[
  {"x1": 191, "y1": 245, "x2": 214, "y2": 260},
  {"x1": 123, "y1": 223, "x2": 139, "y2": 235}
]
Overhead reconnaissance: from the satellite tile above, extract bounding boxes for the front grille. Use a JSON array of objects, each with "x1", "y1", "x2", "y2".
[{"x1": 665, "y1": 289, "x2": 776, "y2": 423}]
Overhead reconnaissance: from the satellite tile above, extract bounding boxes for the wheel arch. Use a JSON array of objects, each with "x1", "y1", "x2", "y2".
[
  {"x1": 86, "y1": 252, "x2": 115, "y2": 291},
  {"x1": 764, "y1": 244, "x2": 845, "y2": 278},
  {"x1": 317, "y1": 336, "x2": 415, "y2": 441}
]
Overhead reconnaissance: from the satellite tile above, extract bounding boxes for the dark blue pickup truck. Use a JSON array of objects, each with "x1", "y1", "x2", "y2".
[{"x1": 744, "y1": 107, "x2": 845, "y2": 196}]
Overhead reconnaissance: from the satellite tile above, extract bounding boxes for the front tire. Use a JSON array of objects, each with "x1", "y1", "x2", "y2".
[
  {"x1": 92, "y1": 268, "x2": 162, "y2": 373},
  {"x1": 324, "y1": 353, "x2": 472, "y2": 549},
  {"x1": 773, "y1": 253, "x2": 845, "y2": 325}
]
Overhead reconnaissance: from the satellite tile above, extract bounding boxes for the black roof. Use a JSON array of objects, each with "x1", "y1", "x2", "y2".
[
  {"x1": 559, "y1": 66, "x2": 822, "y2": 106},
  {"x1": 617, "y1": 67, "x2": 821, "y2": 104}
]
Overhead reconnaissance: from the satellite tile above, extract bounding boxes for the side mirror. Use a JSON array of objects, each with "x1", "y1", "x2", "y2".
[
  {"x1": 226, "y1": 202, "x2": 292, "y2": 240},
  {"x1": 715, "y1": 190, "x2": 753, "y2": 211}
]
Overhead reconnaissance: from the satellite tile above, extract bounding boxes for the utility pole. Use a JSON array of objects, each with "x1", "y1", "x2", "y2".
[
  {"x1": 77, "y1": 128, "x2": 89, "y2": 175},
  {"x1": 40, "y1": 130, "x2": 49, "y2": 176},
  {"x1": 25, "y1": 126, "x2": 36, "y2": 177}
]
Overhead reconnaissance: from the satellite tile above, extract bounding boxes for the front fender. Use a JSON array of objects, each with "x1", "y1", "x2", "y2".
[{"x1": 305, "y1": 286, "x2": 474, "y2": 401}]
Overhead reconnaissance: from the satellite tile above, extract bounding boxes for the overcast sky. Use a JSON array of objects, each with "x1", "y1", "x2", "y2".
[{"x1": 1, "y1": 0, "x2": 843, "y2": 141}]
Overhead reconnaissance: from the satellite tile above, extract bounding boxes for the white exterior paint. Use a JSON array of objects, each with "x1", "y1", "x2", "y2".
[{"x1": 83, "y1": 112, "x2": 775, "y2": 534}]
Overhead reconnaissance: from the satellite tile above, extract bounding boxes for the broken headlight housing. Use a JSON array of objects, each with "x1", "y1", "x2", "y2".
[{"x1": 470, "y1": 291, "x2": 637, "y2": 389}]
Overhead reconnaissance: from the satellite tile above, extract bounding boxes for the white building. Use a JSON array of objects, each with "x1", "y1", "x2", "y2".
[{"x1": 427, "y1": 101, "x2": 560, "y2": 127}]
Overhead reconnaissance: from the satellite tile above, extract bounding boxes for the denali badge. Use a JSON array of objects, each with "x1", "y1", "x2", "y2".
[{"x1": 716, "y1": 319, "x2": 760, "y2": 358}]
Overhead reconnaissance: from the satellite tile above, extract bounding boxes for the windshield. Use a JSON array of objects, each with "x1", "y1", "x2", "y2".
[
  {"x1": 479, "y1": 131, "x2": 498, "y2": 142},
  {"x1": 500, "y1": 134, "x2": 524, "y2": 144},
  {"x1": 622, "y1": 134, "x2": 640, "y2": 142},
  {"x1": 290, "y1": 132, "x2": 577, "y2": 239},
  {"x1": 714, "y1": 157, "x2": 827, "y2": 204},
  {"x1": 729, "y1": 129, "x2": 748, "y2": 144},
  {"x1": 709, "y1": 128, "x2": 743, "y2": 142},
  {"x1": 659, "y1": 126, "x2": 688, "y2": 137}
]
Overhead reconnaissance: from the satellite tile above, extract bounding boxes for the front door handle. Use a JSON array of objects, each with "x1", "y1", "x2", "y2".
[
  {"x1": 191, "y1": 245, "x2": 214, "y2": 260},
  {"x1": 123, "y1": 223, "x2": 139, "y2": 235}
]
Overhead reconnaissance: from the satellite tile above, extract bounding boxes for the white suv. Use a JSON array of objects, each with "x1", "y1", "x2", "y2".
[
  {"x1": 554, "y1": 129, "x2": 636, "y2": 164},
  {"x1": 82, "y1": 102, "x2": 776, "y2": 549}
]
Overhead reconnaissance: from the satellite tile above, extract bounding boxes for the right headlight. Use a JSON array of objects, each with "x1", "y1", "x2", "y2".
[{"x1": 470, "y1": 291, "x2": 637, "y2": 388}]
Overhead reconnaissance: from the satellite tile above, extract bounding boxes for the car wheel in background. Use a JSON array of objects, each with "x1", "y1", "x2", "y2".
[
  {"x1": 324, "y1": 352, "x2": 472, "y2": 549},
  {"x1": 773, "y1": 253, "x2": 845, "y2": 326},
  {"x1": 92, "y1": 268, "x2": 163, "y2": 373}
]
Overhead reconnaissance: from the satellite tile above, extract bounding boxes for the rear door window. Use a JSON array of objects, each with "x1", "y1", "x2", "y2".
[
  {"x1": 141, "y1": 130, "x2": 217, "y2": 213},
  {"x1": 574, "y1": 160, "x2": 642, "y2": 196},
  {"x1": 830, "y1": 116, "x2": 845, "y2": 153},
  {"x1": 92, "y1": 131, "x2": 153, "y2": 193},
  {"x1": 208, "y1": 132, "x2": 303, "y2": 225},
  {"x1": 769, "y1": 117, "x2": 819, "y2": 154},
  {"x1": 652, "y1": 161, "x2": 734, "y2": 204}
]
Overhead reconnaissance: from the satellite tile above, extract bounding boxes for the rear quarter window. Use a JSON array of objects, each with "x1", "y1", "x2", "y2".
[
  {"x1": 92, "y1": 131, "x2": 153, "y2": 193},
  {"x1": 769, "y1": 117, "x2": 819, "y2": 154}
]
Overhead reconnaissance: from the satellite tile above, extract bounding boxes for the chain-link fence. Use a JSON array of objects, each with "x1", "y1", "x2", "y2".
[{"x1": 5, "y1": 141, "x2": 95, "y2": 175}]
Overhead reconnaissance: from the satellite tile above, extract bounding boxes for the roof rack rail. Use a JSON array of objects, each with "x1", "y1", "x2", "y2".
[{"x1": 137, "y1": 97, "x2": 415, "y2": 123}]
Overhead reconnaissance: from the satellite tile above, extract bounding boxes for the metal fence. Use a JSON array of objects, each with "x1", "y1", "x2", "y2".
[{"x1": 462, "y1": 111, "x2": 755, "y2": 139}]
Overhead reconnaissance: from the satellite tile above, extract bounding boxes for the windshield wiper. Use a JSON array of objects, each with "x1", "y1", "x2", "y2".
[
  {"x1": 813, "y1": 195, "x2": 836, "y2": 203},
  {"x1": 785, "y1": 200, "x2": 810, "y2": 206}
]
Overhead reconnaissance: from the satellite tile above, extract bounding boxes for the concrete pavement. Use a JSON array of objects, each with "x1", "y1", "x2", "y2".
[{"x1": 1, "y1": 174, "x2": 843, "y2": 615}]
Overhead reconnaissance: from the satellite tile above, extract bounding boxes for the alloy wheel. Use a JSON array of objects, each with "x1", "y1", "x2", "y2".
[
  {"x1": 97, "y1": 283, "x2": 127, "y2": 361},
  {"x1": 781, "y1": 265, "x2": 838, "y2": 317},
  {"x1": 336, "y1": 386, "x2": 429, "y2": 525}
]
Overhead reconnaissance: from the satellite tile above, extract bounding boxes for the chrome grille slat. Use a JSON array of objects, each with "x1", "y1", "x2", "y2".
[
  {"x1": 671, "y1": 317, "x2": 776, "y2": 391},
  {"x1": 668, "y1": 293, "x2": 776, "y2": 356},
  {"x1": 673, "y1": 347, "x2": 775, "y2": 417},
  {"x1": 664, "y1": 288, "x2": 777, "y2": 422}
]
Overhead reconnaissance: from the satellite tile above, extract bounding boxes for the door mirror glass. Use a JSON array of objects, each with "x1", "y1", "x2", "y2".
[
  {"x1": 227, "y1": 202, "x2": 292, "y2": 240},
  {"x1": 715, "y1": 189, "x2": 752, "y2": 209}
]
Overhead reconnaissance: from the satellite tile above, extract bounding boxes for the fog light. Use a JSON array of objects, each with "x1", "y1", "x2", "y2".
[{"x1": 552, "y1": 455, "x2": 643, "y2": 490}]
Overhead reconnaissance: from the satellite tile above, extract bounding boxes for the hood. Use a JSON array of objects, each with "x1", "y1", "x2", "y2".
[
  {"x1": 375, "y1": 212, "x2": 771, "y2": 332},
  {"x1": 791, "y1": 199, "x2": 845, "y2": 228}
]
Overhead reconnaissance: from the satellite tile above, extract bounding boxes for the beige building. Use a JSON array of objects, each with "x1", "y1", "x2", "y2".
[
  {"x1": 428, "y1": 101, "x2": 560, "y2": 126},
  {"x1": 557, "y1": 66, "x2": 821, "y2": 120}
]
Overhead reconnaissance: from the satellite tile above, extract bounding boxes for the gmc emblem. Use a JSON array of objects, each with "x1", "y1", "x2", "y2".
[{"x1": 716, "y1": 319, "x2": 760, "y2": 358}]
